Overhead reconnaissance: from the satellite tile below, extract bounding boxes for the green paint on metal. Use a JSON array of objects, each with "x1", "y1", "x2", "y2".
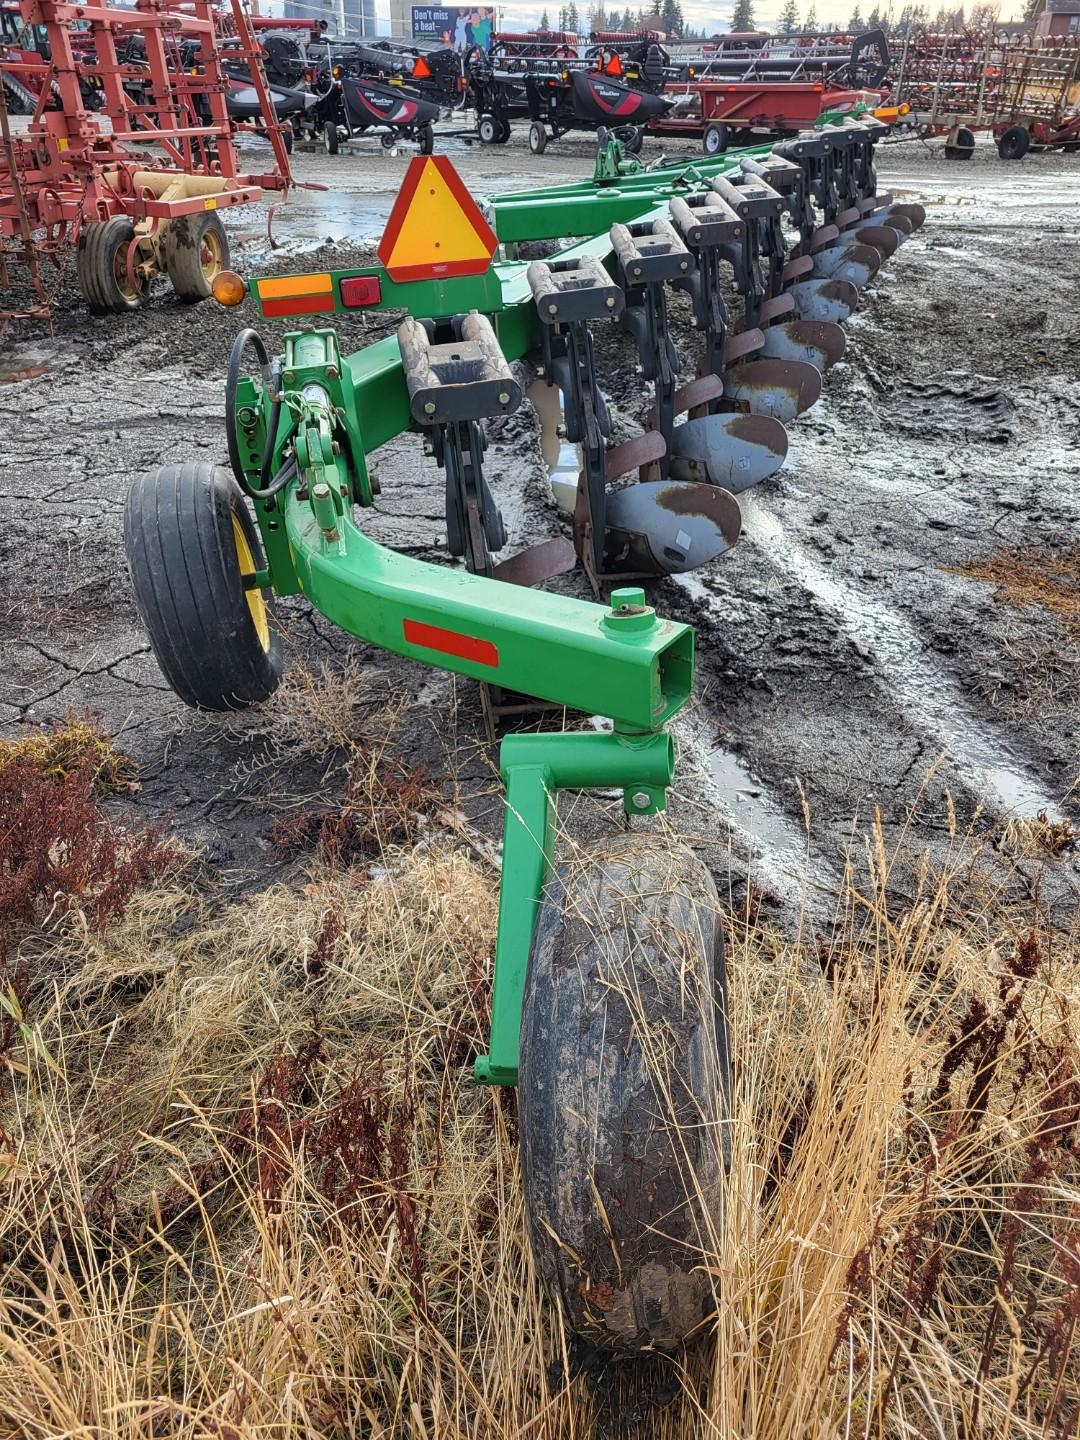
[
  {"x1": 475, "y1": 728, "x2": 676, "y2": 1085},
  {"x1": 283, "y1": 468, "x2": 693, "y2": 733},
  {"x1": 227, "y1": 157, "x2": 773, "y2": 1090}
]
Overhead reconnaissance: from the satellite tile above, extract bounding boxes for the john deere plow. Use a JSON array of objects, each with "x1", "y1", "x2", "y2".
[{"x1": 124, "y1": 116, "x2": 924, "y2": 1355}]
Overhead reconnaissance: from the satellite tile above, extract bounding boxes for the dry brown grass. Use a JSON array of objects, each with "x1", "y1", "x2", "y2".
[
  {"x1": 955, "y1": 545, "x2": 1080, "y2": 638},
  {"x1": 0, "y1": 710, "x2": 138, "y2": 793},
  {"x1": 1, "y1": 732, "x2": 1079, "y2": 1438}
]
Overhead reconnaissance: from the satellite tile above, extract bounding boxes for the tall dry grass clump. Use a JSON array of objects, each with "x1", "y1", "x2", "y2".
[{"x1": 0, "y1": 720, "x2": 1078, "y2": 1438}]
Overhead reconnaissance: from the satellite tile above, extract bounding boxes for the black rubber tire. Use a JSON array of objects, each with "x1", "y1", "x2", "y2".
[
  {"x1": 997, "y1": 125, "x2": 1030, "y2": 161},
  {"x1": 520, "y1": 836, "x2": 730, "y2": 1354},
  {"x1": 324, "y1": 119, "x2": 340, "y2": 154},
  {"x1": 380, "y1": 131, "x2": 397, "y2": 150},
  {"x1": 477, "y1": 113, "x2": 499, "y2": 143},
  {"x1": 495, "y1": 117, "x2": 512, "y2": 143},
  {"x1": 124, "y1": 462, "x2": 283, "y2": 711},
  {"x1": 702, "y1": 122, "x2": 729, "y2": 156},
  {"x1": 944, "y1": 125, "x2": 975, "y2": 160},
  {"x1": 417, "y1": 121, "x2": 435, "y2": 154},
  {"x1": 529, "y1": 119, "x2": 548, "y2": 155},
  {"x1": 164, "y1": 211, "x2": 228, "y2": 304},
  {"x1": 76, "y1": 216, "x2": 146, "y2": 316}
]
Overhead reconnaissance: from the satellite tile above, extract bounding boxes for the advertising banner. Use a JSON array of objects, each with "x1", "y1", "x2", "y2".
[{"x1": 411, "y1": 6, "x2": 494, "y2": 50}]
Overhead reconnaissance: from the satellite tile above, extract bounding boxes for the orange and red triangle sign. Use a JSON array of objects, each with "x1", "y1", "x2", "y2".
[{"x1": 377, "y1": 155, "x2": 497, "y2": 283}]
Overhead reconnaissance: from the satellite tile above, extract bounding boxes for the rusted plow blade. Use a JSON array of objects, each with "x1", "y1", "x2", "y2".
[
  {"x1": 723, "y1": 358, "x2": 823, "y2": 424},
  {"x1": 668, "y1": 413, "x2": 789, "y2": 492},
  {"x1": 605, "y1": 480, "x2": 742, "y2": 575},
  {"x1": 759, "y1": 319, "x2": 847, "y2": 370},
  {"x1": 811, "y1": 241, "x2": 881, "y2": 289},
  {"x1": 787, "y1": 278, "x2": 860, "y2": 322}
]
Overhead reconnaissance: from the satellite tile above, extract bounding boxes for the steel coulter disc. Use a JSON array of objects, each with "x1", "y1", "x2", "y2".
[
  {"x1": 668, "y1": 412, "x2": 788, "y2": 492},
  {"x1": 723, "y1": 357, "x2": 822, "y2": 425},
  {"x1": 605, "y1": 480, "x2": 743, "y2": 575},
  {"x1": 759, "y1": 319, "x2": 846, "y2": 371}
]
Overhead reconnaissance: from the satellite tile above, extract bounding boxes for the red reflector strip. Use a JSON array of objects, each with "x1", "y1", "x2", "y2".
[
  {"x1": 402, "y1": 619, "x2": 498, "y2": 668},
  {"x1": 340, "y1": 275, "x2": 382, "y2": 308},
  {"x1": 260, "y1": 294, "x2": 337, "y2": 319}
]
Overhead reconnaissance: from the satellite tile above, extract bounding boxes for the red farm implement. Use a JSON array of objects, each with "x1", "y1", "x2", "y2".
[
  {"x1": 649, "y1": 79, "x2": 886, "y2": 154},
  {"x1": 648, "y1": 29, "x2": 892, "y2": 154},
  {"x1": 890, "y1": 28, "x2": 1080, "y2": 157},
  {"x1": 0, "y1": 0, "x2": 292, "y2": 331}
]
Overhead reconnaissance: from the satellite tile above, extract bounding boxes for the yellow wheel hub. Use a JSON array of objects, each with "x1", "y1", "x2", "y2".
[
  {"x1": 231, "y1": 514, "x2": 270, "y2": 652},
  {"x1": 200, "y1": 227, "x2": 224, "y2": 282}
]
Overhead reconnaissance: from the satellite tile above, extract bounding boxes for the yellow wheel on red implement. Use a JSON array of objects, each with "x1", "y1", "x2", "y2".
[
  {"x1": 164, "y1": 211, "x2": 230, "y2": 304},
  {"x1": 76, "y1": 216, "x2": 148, "y2": 315}
]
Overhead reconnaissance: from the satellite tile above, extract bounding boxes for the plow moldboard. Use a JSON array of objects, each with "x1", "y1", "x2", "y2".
[
  {"x1": 668, "y1": 412, "x2": 788, "y2": 492},
  {"x1": 722, "y1": 357, "x2": 822, "y2": 425},
  {"x1": 605, "y1": 480, "x2": 742, "y2": 575}
]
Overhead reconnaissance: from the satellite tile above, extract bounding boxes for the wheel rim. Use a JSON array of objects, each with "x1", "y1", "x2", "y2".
[
  {"x1": 199, "y1": 227, "x2": 224, "y2": 282},
  {"x1": 230, "y1": 514, "x2": 270, "y2": 651},
  {"x1": 111, "y1": 239, "x2": 144, "y2": 303}
]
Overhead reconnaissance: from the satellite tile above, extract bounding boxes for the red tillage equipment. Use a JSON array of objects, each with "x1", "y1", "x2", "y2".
[{"x1": 0, "y1": 0, "x2": 291, "y2": 329}]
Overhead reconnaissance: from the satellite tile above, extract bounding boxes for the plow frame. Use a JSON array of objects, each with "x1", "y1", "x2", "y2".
[{"x1": 219, "y1": 127, "x2": 889, "y2": 1084}]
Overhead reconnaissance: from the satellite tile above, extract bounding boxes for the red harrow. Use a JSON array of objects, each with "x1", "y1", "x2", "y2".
[{"x1": 0, "y1": 0, "x2": 291, "y2": 330}]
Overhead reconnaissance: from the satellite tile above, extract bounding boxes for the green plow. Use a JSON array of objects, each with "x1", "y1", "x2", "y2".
[{"x1": 124, "y1": 118, "x2": 923, "y2": 1355}]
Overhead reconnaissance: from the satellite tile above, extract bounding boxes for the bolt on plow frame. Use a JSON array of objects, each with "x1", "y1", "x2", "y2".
[
  {"x1": 124, "y1": 121, "x2": 924, "y2": 1355},
  {"x1": 0, "y1": 0, "x2": 291, "y2": 322}
]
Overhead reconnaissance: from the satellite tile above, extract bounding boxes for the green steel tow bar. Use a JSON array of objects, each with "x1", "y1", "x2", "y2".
[{"x1": 228, "y1": 144, "x2": 786, "y2": 1085}]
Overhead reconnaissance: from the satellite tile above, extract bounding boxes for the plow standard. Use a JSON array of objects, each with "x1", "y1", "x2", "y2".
[{"x1": 125, "y1": 119, "x2": 924, "y2": 1354}]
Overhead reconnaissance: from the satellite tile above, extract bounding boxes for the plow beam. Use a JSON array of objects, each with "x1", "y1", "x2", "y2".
[{"x1": 283, "y1": 483, "x2": 692, "y2": 734}]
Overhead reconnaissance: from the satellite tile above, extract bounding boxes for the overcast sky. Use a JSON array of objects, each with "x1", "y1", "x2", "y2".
[{"x1": 271, "y1": 0, "x2": 1027, "y2": 34}]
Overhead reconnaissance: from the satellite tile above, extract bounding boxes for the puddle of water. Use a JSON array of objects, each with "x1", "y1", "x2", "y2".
[
  {"x1": 704, "y1": 746, "x2": 813, "y2": 866},
  {"x1": 0, "y1": 363, "x2": 49, "y2": 385},
  {"x1": 741, "y1": 495, "x2": 1067, "y2": 822},
  {"x1": 242, "y1": 190, "x2": 394, "y2": 259},
  {"x1": 0, "y1": 341, "x2": 56, "y2": 386}
]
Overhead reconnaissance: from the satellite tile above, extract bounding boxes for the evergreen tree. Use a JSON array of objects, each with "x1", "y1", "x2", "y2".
[
  {"x1": 849, "y1": 5, "x2": 863, "y2": 29},
  {"x1": 540, "y1": 7, "x2": 550, "y2": 27},
  {"x1": 566, "y1": 0, "x2": 580, "y2": 32},
  {"x1": 867, "y1": 4, "x2": 881, "y2": 26},
  {"x1": 730, "y1": 0, "x2": 755, "y2": 30},
  {"x1": 622, "y1": 5, "x2": 634, "y2": 27},
  {"x1": 557, "y1": 6, "x2": 567, "y2": 30},
  {"x1": 803, "y1": 2, "x2": 817, "y2": 27},
  {"x1": 778, "y1": 0, "x2": 799, "y2": 30}
]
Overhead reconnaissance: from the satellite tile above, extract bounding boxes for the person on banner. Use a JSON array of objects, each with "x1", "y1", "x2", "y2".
[
  {"x1": 454, "y1": 7, "x2": 470, "y2": 49},
  {"x1": 470, "y1": 6, "x2": 492, "y2": 49}
]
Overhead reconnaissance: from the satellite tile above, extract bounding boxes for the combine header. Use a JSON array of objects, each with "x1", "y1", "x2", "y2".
[
  {"x1": 124, "y1": 122, "x2": 925, "y2": 1352},
  {"x1": 0, "y1": 0, "x2": 291, "y2": 325}
]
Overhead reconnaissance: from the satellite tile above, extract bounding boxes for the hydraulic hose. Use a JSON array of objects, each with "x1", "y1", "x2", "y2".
[{"x1": 225, "y1": 327, "x2": 292, "y2": 502}]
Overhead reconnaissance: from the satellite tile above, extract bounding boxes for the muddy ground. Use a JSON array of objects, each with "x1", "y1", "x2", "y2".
[{"x1": 3, "y1": 130, "x2": 1079, "y2": 925}]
